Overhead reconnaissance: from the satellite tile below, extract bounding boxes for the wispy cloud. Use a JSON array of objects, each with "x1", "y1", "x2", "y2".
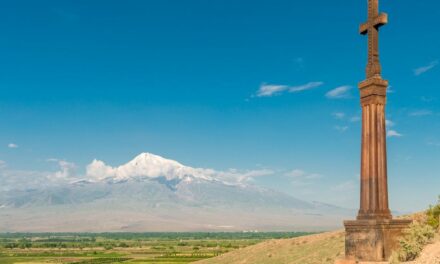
[
  {"x1": 0, "y1": 160, "x2": 6, "y2": 169},
  {"x1": 414, "y1": 60, "x2": 438, "y2": 76},
  {"x1": 385, "y1": 119, "x2": 395, "y2": 128},
  {"x1": 409, "y1": 110, "x2": 432, "y2": 117},
  {"x1": 350, "y1": 116, "x2": 360, "y2": 122},
  {"x1": 387, "y1": 130, "x2": 402, "y2": 138},
  {"x1": 334, "y1": 126, "x2": 349, "y2": 132},
  {"x1": 289, "y1": 82, "x2": 324, "y2": 93},
  {"x1": 47, "y1": 159, "x2": 77, "y2": 180},
  {"x1": 326, "y1": 85, "x2": 352, "y2": 99},
  {"x1": 8, "y1": 143, "x2": 18, "y2": 149},
  {"x1": 387, "y1": 85, "x2": 395, "y2": 94},
  {"x1": 256, "y1": 84, "x2": 288, "y2": 97},
  {"x1": 286, "y1": 169, "x2": 322, "y2": 187},
  {"x1": 385, "y1": 119, "x2": 403, "y2": 138},
  {"x1": 0, "y1": 160, "x2": 80, "y2": 191},
  {"x1": 86, "y1": 156, "x2": 275, "y2": 185},
  {"x1": 232, "y1": 169, "x2": 275, "y2": 183},
  {"x1": 331, "y1": 180, "x2": 357, "y2": 192},
  {"x1": 256, "y1": 82, "x2": 323, "y2": 97},
  {"x1": 285, "y1": 169, "x2": 321, "y2": 180},
  {"x1": 332, "y1": 112, "x2": 346, "y2": 120}
]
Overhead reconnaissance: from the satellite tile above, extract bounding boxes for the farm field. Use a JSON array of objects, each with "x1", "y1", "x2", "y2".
[{"x1": 0, "y1": 232, "x2": 311, "y2": 264}]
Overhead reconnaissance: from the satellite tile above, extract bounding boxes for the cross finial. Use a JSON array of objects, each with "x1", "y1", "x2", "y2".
[{"x1": 360, "y1": 0, "x2": 388, "y2": 78}]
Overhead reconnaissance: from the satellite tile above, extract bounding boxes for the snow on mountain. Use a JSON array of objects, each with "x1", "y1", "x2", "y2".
[
  {"x1": 0, "y1": 152, "x2": 355, "y2": 232},
  {"x1": 86, "y1": 152, "x2": 214, "y2": 182},
  {"x1": 85, "y1": 152, "x2": 269, "y2": 185}
]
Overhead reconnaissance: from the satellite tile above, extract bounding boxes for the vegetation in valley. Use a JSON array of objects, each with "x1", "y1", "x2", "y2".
[{"x1": 0, "y1": 231, "x2": 311, "y2": 264}]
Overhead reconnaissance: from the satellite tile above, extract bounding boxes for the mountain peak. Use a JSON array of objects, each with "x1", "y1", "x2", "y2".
[
  {"x1": 86, "y1": 152, "x2": 211, "y2": 182},
  {"x1": 131, "y1": 152, "x2": 184, "y2": 168}
]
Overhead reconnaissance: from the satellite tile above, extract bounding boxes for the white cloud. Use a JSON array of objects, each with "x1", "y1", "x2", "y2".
[
  {"x1": 285, "y1": 169, "x2": 305, "y2": 178},
  {"x1": 387, "y1": 85, "x2": 394, "y2": 94},
  {"x1": 84, "y1": 153, "x2": 275, "y2": 185},
  {"x1": 0, "y1": 153, "x2": 276, "y2": 190},
  {"x1": 387, "y1": 130, "x2": 402, "y2": 138},
  {"x1": 331, "y1": 180, "x2": 357, "y2": 192},
  {"x1": 385, "y1": 120, "x2": 402, "y2": 138},
  {"x1": 334, "y1": 126, "x2": 349, "y2": 132},
  {"x1": 256, "y1": 82, "x2": 323, "y2": 97},
  {"x1": 385, "y1": 119, "x2": 395, "y2": 128},
  {"x1": 326, "y1": 85, "x2": 352, "y2": 99},
  {"x1": 47, "y1": 159, "x2": 77, "y2": 180},
  {"x1": 350, "y1": 116, "x2": 360, "y2": 122},
  {"x1": 288, "y1": 82, "x2": 324, "y2": 93},
  {"x1": 86, "y1": 159, "x2": 117, "y2": 181},
  {"x1": 231, "y1": 169, "x2": 275, "y2": 183},
  {"x1": 285, "y1": 169, "x2": 321, "y2": 180},
  {"x1": 414, "y1": 60, "x2": 438, "y2": 76},
  {"x1": 409, "y1": 110, "x2": 432, "y2": 117},
  {"x1": 0, "y1": 159, "x2": 80, "y2": 191},
  {"x1": 0, "y1": 169, "x2": 50, "y2": 191},
  {"x1": 285, "y1": 169, "x2": 322, "y2": 188},
  {"x1": 256, "y1": 84, "x2": 288, "y2": 97},
  {"x1": 0, "y1": 160, "x2": 6, "y2": 169},
  {"x1": 8, "y1": 143, "x2": 18, "y2": 149},
  {"x1": 332, "y1": 112, "x2": 346, "y2": 120}
]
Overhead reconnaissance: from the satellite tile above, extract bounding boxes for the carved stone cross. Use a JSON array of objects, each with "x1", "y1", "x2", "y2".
[
  {"x1": 341, "y1": 1, "x2": 412, "y2": 262},
  {"x1": 359, "y1": 0, "x2": 388, "y2": 79}
]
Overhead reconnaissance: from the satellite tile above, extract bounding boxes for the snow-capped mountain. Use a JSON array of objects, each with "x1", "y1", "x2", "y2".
[
  {"x1": 85, "y1": 152, "x2": 227, "y2": 183},
  {"x1": 0, "y1": 153, "x2": 354, "y2": 232}
]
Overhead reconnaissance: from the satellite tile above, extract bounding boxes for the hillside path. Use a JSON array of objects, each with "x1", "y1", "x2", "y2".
[{"x1": 405, "y1": 236, "x2": 440, "y2": 264}]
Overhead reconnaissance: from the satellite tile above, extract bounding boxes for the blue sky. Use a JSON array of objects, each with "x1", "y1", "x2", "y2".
[{"x1": 1, "y1": 0, "x2": 439, "y2": 212}]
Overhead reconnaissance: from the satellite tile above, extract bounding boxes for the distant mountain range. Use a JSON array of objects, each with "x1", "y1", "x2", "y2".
[{"x1": 0, "y1": 153, "x2": 354, "y2": 232}]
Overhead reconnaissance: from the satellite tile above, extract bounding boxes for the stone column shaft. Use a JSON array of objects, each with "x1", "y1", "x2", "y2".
[{"x1": 357, "y1": 77, "x2": 391, "y2": 220}]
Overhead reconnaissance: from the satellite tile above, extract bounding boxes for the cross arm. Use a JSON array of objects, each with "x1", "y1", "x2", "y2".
[{"x1": 359, "y1": 13, "x2": 388, "y2": 35}]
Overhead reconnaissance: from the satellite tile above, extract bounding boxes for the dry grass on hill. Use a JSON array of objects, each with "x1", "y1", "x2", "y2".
[
  {"x1": 195, "y1": 231, "x2": 345, "y2": 264},
  {"x1": 197, "y1": 212, "x2": 439, "y2": 264}
]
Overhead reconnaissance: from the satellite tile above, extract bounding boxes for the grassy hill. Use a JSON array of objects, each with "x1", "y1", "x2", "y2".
[
  {"x1": 196, "y1": 209, "x2": 440, "y2": 264},
  {"x1": 195, "y1": 231, "x2": 345, "y2": 264}
]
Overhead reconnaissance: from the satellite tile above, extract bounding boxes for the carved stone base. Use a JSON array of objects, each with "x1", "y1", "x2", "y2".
[{"x1": 343, "y1": 219, "x2": 412, "y2": 262}]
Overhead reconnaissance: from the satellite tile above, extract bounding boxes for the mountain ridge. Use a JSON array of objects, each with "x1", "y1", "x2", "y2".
[{"x1": 0, "y1": 152, "x2": 355, "y2": 232}]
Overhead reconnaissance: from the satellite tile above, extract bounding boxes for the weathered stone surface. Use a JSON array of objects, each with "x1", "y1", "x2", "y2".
[
  {"x1": 334, "y1": 258, "x2": 357, "y2": 264},
  {"x1": 344, "y1": 219, "x2": 412, "y2": 261},
  {"x1": 357, "y1": 0, "x2": 391, "y2": 221},
  {"x1": 340, "y1": 0, "x2": 412, "y2": 262}
]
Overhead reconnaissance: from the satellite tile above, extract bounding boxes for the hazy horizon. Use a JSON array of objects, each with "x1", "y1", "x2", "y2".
[{"x1": 1, "y1": 0, "x2": 440, "y2": 217}]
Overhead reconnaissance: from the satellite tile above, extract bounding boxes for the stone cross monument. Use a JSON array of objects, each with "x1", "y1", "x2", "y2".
[{"x1": 342, "y1": 0, "x2": 412, "y2": 262}]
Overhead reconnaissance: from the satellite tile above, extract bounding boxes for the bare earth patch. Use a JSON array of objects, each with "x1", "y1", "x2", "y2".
[{"x1": 404, "y1": 235, "x2": 440, "y2": 264}]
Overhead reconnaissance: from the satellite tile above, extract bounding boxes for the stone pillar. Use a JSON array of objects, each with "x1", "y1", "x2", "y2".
[
  {"x1": 342, "y1": 78, "x2": 411, "y2": 262},
  {"x1": 340, "y1": 1, "x2": 412, "y2": 262},
  {"x1": 357, "y1": 77, "x2": 391, "y2": 220}
]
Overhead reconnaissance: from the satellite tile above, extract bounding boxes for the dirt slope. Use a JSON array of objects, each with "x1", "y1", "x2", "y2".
[
  {"x1": 196, "y1": 231, "x2": 440, "y2": 264},
  {"x1": 195, "y1": 231, "x2": 345, "y2": 264},
  {"x1": 405, "y1": 235, "x2": 440, "y2": 264}
]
